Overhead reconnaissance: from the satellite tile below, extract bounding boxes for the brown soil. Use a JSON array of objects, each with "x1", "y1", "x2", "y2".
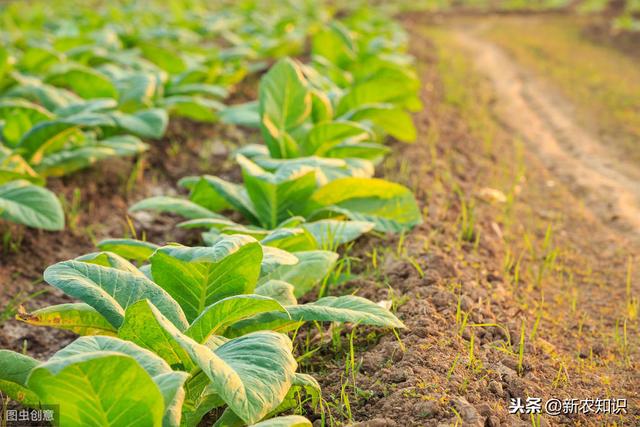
[{"x1": 294, "y1": 15, "x2": 639, "y2": 427}]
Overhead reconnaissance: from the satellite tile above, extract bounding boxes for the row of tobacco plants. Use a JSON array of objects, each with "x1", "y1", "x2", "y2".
[{"x1": 0, "y1": 1, "x2": 423, "y2": 426}]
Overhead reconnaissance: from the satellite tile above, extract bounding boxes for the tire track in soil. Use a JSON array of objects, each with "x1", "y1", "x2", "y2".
[{"x1": 455, "y1": 27, "x2": 640, "y2": 243}]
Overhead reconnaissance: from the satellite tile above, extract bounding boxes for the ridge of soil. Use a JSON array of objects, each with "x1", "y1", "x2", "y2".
[{"x1": 295, "y1": 15, "x2": 639, "y2": 426}]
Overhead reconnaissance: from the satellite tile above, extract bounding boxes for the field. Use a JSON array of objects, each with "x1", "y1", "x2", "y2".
[{"x1": 0, "y1": 1, "x2": 639, "y2": 426}]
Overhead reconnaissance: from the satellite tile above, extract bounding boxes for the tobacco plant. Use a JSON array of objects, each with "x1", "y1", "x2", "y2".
[
  {"x1": 131, "y1": 154, "x2": 422, "y2": 234},
  {"x1": 9, "y1": 234, "x2": 403, "y2": 425},
  {"x1": 0, "y1": 333, "x2": 313, "y2": 427}
]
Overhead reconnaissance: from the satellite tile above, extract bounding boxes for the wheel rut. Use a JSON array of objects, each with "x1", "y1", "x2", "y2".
[{"x1": 455, "y1": 28, "x2": 640, "y2": 242}]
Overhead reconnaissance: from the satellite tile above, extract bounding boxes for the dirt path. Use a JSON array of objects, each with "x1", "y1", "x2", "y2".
[{"x1": 454, "y1": 25, "x2": 640, "y2": 243}]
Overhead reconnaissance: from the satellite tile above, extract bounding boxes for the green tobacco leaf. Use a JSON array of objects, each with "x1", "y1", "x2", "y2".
[
  {"x1": 303, "y1": 121, "x2": 373, "y2": 156},
  {"x1": 284, "y1": 295, "x2": 404, "y2": 328},
  {"x1": 182, "y1": 175, "x2": 259, "y2": 224},
  {"x1": 162, "y1": 96, "x2": 224, "y2": 123},
  {"x1": 150, "y1": 236, "x2": 262, "y2": 322},
  {"x1": 5, "y1": 80, "x2": 81, "y2": 112},
  {"x1": 16, "y1": 303, "x2": 117, "y2": 336},
  {"x1": 302, "y1": 220, "x2": 374, "y2": 249},
  {"x1": 47, "y1": 110, "x2": 166, "y2": 139},
  {"x1": 117, "y1": 301, "x2": 297, "y2": 426},
  {"x1": 140, "y1": 44, "x2": 187, "y2": 74},
  {"x1": 45, "y1": 65, "x2": 118, "y2": 99},
  {"x1": 51, "y1": 336, "x2": 171, "y2": 376},
  {"x1": 260, "y1": 228, "x2": 317, "y2": 252},
  {"x1": 109, "y1": 108, "x2": 168, "y2": 139},
  {"x1": 229, "y1": 295, "x2": 404, "y2": 337},
  {"x1": 310, "y1": 89, "x2": 333, "y2": 123},
  {"x1": 250, "y1": 156, "x2": 373, "y2": 184},
  {"x1": 116, "y1": 72, "x2": 159, "y2": 111},
  {"x1": 177, "y1": 218, "x2": 238, "y2": 230},
  {"x1": 34, "y1": 135, "x2": 147, "y2": 178},
  {"x1": 28, "y1": 353, "x2": 164, "y2": 426},
  {"x1": 252, "y1": 416, "x2": 312, "y2": 427},
  {"x1": 260, "y1": 246, "x2": 299, "y2": 275},
  {"x1": 198, "y1": 332, "x2": 297, "y2": 424},
  {"x1": 0, "y1": 99, "x2": 53, "y2": 146},
  {"x1": 75, "y1": 251, "x2": 145, "y2": 273},
  {"x1": 96, "y1": 238, "x2": 159, "y2": 262},
  {"x1": 186, "y1": 295, "x2": 286, "y2": 342},
  {"x1": 0, "y1": 151, "x2": 43, "y2": 185},
  {"x1": 0, "y1": 180, "x2": 64, "y2": 230},
  {"x1": 54, "y1": 99, "x2": 117, "y2": 117},
  {"x1": 0, "y1": 350, "x2": 40, "y2": 406},
  {"x1": 307, "y1": 177, "x2": 422, "y2": 233},
  {"x1": 17, "y1": 120, "x2": 84, "y2": 162},
  {"x1": 312, "y1": 21, "x2": 356, "y2": 69},
  {"x1": 346, "y1": 105, "x2": 416, "y2": 142},
  {"x1": 184, "y1": 176, "x2": 231, "y2": 213},
  {"x1": 48, "y1": 335, "x2": 188, "y2": 427},
  {"x1": 129, "y1": 196, "x2": 223, "y2": 220},
  {"x1": 44, "y1": 259, "x2": 189, "y2": 329},
  {"x1": 336, "y1": 67, "x2": 420, "y2": 116},
  {"x1": 166, "y1": 83, "x2": 228, "y2": 99},
  {"x1": 219, "y1": 101, "x2": 260, "y2": 128},
  {"x1": 259, "y1": 58, "x2": 311, "y2": 158},
  {"x1": 254, "y1": 280, "x2": 297, "y2": 306},
  {"x1": 325, "y1": 141, "x2": 390, "y2": 163},
  {"x1": 259, "y1": 250, "x2": 338, "y2": 297},
  {"x1": 119, "y1": 300, "x2": 196, "y2": 372},
  {"x1": 238, "y1": 155, "x2": 317, "y2": 229}
]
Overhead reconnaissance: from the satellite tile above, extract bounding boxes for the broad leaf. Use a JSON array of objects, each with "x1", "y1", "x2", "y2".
[
  {"x1": 284, "y1": 295, "x2": 404, "y2": 328},
  {"x1": 97, "y1": 238, "x2": 159, "y2": 262},
  {"x1": 0, "y1": 350, "x2": 40, "y2": 406},
  {"x1": 118, "y1": 302, "x2": 297, "y2": 425},
  {"x1": 259, "y1": 58, "x2": 311, "y2": 158},
  {"x1": 303, "y1": 121, "x2": 372, "y2": 156},
  {"x1": 162, "y1": 96, "x2": 223, "y2": 123},
  {"x1": 229, "y1": 295, "x2": 404, "y2": 337},
  {"x1": 28, "y1": 353, "x2": 165, "y2": 427},
  {"x1": 186, "y1": 295, "x2": 286, "y2": 343},
  {"x1": 307, "y1": 177, "x2": 422, "y2": 233},
  {"x1": 238, "y1": 155, "x2": 316, "y2": 229},
  {"x1": 252, "y1": 416, "x2": 312, "y2": 427},
  {"x1": 119, "y1": 300, "x2": 196, "y2": 372},
  {"x1": 17, "y1": 303, "x2": 117, "y2": 336},
  {"x1": 34, "y1": 135, "x2": 147, "y2": 177},
  {"x1": 44, "y1": 258, "x2": 189, "y2": 329},
  {"x1": 258, "y1": 250, "x2": 338, "y2": 297},
  {"x1": 219, "y1": 101, "x2": 260, "y2": 127},
  {"x1": 254, "y1": 280, "x2": 297, "y2": 306},
  {"x1": 150, "y1": 236, "x2": 262, "y2": 322},
  {"x1": 0, "y1": 180, "x2": 64, "y2": 230},
  {"x1": 346, "y1": 104, "x2": 416, "y2": 142},
  {"x1": 45, "y1": 65, "x2": 118, "y2": 99},
  {"x1": 182, "y1": 175, "x2": 259, "y2": 224},
  {"x1": 302, "y1": 219, "x2": 374, "y2": 249},
  {"x1": 48, "y1": 335, "x2": 188, "y2": 427},
  {"x1": 129, "y1": 196, "x2": 222, "y2": 220},
  {"x1": 196, "y1": 332, "x2": 297, "y2": 424}
]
